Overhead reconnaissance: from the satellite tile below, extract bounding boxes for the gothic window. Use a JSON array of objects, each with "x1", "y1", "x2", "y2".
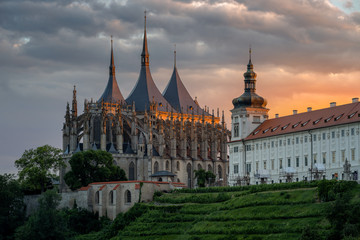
[
  {"x1": 208, "y1": 164, "x2": 212, "y2": 172},
  {"x1": 176, "y1": 161, "x2": 180, "y2": 171},
  {"x1": 187, "y1": 163, "x2": 192, "y2": 187},
  {"x1": 154, "y1": 161, "x2": 159, "y2": 173},
  {"x1": 218, "y1": 165, "x2": 222, "y2": 179},
  {"x1": 198, "y1": 164, "x2": 202, "y2": 170},
  {"x1": 129, "y1": 162, "x2": 135, "y2": 180},
  {"x1": 95, "y1": 191, "x2": 100, "y2": 204},
  {"x1": 109, "y1": 191, "x2": 114, "y2": 205},
  {"x1": 166, "y1": 161, "x2": 170, "y2": 171},
  {"x1": 125, "y1": 190, "x2": 131, "y2": 203}
]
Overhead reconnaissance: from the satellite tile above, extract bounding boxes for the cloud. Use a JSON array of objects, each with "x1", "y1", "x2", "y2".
[{"x1": 1, "y1": 0, "x2": 360, "y2": 174}]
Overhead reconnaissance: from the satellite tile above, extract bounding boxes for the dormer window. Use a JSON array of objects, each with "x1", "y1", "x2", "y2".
[
  {"x1": 253, "y1": 130, "x2": 260, "y2": 135},
  {"x1": 271, "y1": 126, "x2": 279, "y2": 132},
  {"x1": 348, "y1": 111, "x2": 357, "y2": 119},
  {"x1": 324, "y1": 115, "x2": 334, "y2": 122},
  {"x1": 313, "y1": 118, "x2": 322, "y2": 125},
  {"x1": 292, "y1": 122, "x2": 301, "y2": 128},
  {"x1": 334, "y1": 114, "x2": 343, "y2": 121},
  {"x1": 263, "y1": 127, "x2": 270, "y2": 133},
  {"x1": 301, "y1": 120, "x2": 310, "y2": 127},
  {"x1": 282, "y1": 124, "x2": 289, "y2": 130}
]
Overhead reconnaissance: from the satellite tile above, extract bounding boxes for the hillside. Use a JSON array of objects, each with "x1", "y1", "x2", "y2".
[{"x1": 77, "y1": 181, "x2": 360, "y2": 240}]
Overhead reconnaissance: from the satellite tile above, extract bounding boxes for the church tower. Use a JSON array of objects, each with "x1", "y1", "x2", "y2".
[{"x1": 231, "y1": 48, "x2": 268, "y2": 140}]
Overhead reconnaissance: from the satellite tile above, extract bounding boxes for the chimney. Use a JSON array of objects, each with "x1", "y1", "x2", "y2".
[
  {"x1": 330, "y1": 102, "x2": 336, "y2": 107},
  {"x1": 307, "y1": 107, "x2": 312, "y2": 112},
  {"x1": 275, "y1": 114, "x2": 279, "y2": 118},
  {"x1": 293, "y1": 110, "x2": 297, "y2": 115},
  {"x1": 352, "y1": 98, "x2": 359, "y2": 103}
]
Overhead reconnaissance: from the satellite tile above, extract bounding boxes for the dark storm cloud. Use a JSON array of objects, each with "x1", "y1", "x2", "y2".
[{"x1": 1, "y1": 0, "x2": 360, "y2": 174}]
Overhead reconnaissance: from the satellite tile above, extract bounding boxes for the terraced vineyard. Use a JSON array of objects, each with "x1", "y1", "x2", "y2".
[{"x1": 114, "y1": 188, "x2": 331, "y2": 240}]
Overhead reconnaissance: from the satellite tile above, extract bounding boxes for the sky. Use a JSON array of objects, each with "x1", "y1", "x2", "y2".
[{"x1": 1, "y1": 0, "x2": 360, "y2": 174}]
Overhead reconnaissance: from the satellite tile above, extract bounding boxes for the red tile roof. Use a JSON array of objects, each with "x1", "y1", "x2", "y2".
[{"x1": 244, "y1": 101, "x2": 360, "y2": 141}]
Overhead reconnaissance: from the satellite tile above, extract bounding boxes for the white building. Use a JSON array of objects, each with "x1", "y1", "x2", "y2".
[{"x1": 228, "y1": 50, "x2": 359, "y2": 186}]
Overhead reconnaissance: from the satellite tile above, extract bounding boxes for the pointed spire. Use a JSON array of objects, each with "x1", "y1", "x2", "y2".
[
  {"x1": 109, "y1": 35, "x2": 115, "y2": 76},
  {"x1": 98, "y1": 37, "x2": 125, "y2": 103},
  {"x1": 247, "y1": 45, "x2": 253, "y2": 70},
  {"x1": 141, "y1": 10, "x2": 149, "y2": 66},
  {"x1": 174, "y1": 44, "x2": 176, "y2": 68},
  {"x1": 72, "y1": 85, "x2": 77, "y2": 118}
]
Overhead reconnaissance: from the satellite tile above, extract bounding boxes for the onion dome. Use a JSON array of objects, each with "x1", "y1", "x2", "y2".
[{"x1": 232, "y1": 48, "x2": 267, "y2": 109}]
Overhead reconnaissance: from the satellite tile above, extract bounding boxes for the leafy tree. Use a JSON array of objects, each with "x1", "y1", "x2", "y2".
[
  {"x1": 15, "y1": 145, "x2": 64, "y2": 193},
  {"x1": 64, "y1": 150, "x2": 127, "y2": 190},
  {"x1": 15, "y1": 189, "x2": 69, "y2": 240},
  {"x1": 194, "y1": 169, "x2": 216, "y2": 187},
  {"x1": 0, "y1": 174, "x2": 25, "y2": 240}
]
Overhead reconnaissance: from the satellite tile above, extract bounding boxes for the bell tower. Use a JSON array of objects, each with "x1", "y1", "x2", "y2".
[{"x1": 231, "y1": 48, "x2": 268, "y2": 141}]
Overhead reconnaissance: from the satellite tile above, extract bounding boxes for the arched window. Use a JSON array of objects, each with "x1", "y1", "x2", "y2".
[
  {"x1": 208, "y1": 164, "x2": 213, "y2": 172},
  {"x1": 109, "y1": 191, "x2": 114, "y2": 205},
  {"x1": 176, "y1": 161, "x2": 180, "y2": 171},
  {"x1": 198, "y1": 164, "x2": 202, "y2": 170},
  {"x1": 218, "y1": 165, "x2": 223, "y2": 179},
  {"x1": 154, "y1": 161, "x2": 159, "y2": 173},
  {"x1": 125, "y1": 190, "x2": 131, "y2": 203},
  {"x1": 166, "y1": 161, "x2": 170, "y2": 171},
  {"x1": 95, "y1": 191, "x2": 100, "y2": 204},
  {"x1": 129, "y1": 162, "x2": 135, "y2": 180}
]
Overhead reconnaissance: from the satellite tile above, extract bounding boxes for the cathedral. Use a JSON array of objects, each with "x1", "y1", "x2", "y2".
[
  {"x1": 229, "y1": 49, "x2": 360, "y2": 185},
  {"x1": 60, "y1": 15, "x2": 230, "y2": 191}
]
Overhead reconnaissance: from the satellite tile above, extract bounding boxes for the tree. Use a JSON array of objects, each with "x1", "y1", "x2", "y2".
[
  {"x1": 194, "y1": 169, "x2": 216, "y2": 187},
  {"x1": 15, "y1": 145, "x2": 64, "y2": 193},
  {"x1": 0, "y1": 174, "x2": 25, "y2": 240},
  {"x1": 15, "y1": 189, "x2": 69, "y2": 240},
  {"x1": 64, "y1": 150, "x2": 127, "y2": 190}
]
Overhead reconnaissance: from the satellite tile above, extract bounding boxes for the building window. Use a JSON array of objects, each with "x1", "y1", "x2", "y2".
[
  {"x1": 256, "y1": 162, "x2": 259, "y2": 171},
  {"x1": 166, "y1": 161, "x2": 170, "y2": 170},
  {"x1": 234, "y1": 146, "x2": 239, "y2": 152},
  {"x1": 234, "y1": 164, "x2": 239, "y2": 174},
  {"x1": 322, "y1": 152, "x2": 326, "y2": 164},
  {"x1": 287, "y1": 158, "x2": 291, "y2": 167},
  {"x1": 256, "y1": 144, "x2": 259, "y2": 150},
  {"x1": 322, "y1": 133, "x2": 326, "y2": 140},
  {"x1": 234, "y1": 123, "x2": 239, "y2": 138},
  {"x1": 314, "y1": 154, "x2": 317, "y2": 164},
  {"x1": 246, "y1": 163, "x2": 251, "y2": 175},
  {"x1": 198, "y1": 164, "x2": 202, "y2": 170},
  {"x1": 287, "y1": 139, "x2": 291, "y2": 145},
  {"x1": 304, "y1": 136, "x2": 307, "y2": 143},
  {"x1": 304, "y1": 156, "x2": 308, "y2": 167},
  {"x1": 351, "y1": 148, "x2": 355, "y2": 161},
  {"x1": 313, "y1": 135, "x2": 317, "y2": 141},
  {"x1": 332, "y1": 151, "x2": 336, "y2": 163},
  {"x1": 253, "y1": 116, "x2": 260, "y2": 123},
  {"x1": 234, "y1": 116, "x2": 238, "y2": 122},
  {"x1": 95, "y1": 191, "x2": 100, "y2": 204},
  {"x1": 264, "y1": 161, "x2": 267, "y2": 170},
  {"x1": 109, "y1": 191, "x2": 114, "y2": 205},
  {"x1": 263, "y1": 142, "x2": 266, "y2": 149},
  {"x1": 296, "y1": 137, "x2": 299, "y2": 144},
  {"x1": 129, "y1": 162, "x2": 135, "y2": 180},
  {"x1": 271, "y1": 159, "x2": 274, "y2": 170},
  {"x1": 125, "y1": 190, "x2": 131, "y2": 203},
  {"x1": 332, "y1": 131, "x2": 335, "y2": 139},
  {"x1": 279, "y1": 159, "x2": 283, "y2": 169},
  {"x1": 176, "y1": 161, "x2": 180, "y2": 171},
  {"x1": 341, "y1": 129, "x2": 345, "y2": 137},
  {"x1": 296, "y1": 157, "x2": 299, "y2": 167},
  {"x1": 279, "y1": 140, "x2": 282, "y2": 146},
  {"x1": 154, "y1": 161, "x2": 159, "y2": 173},
  {"x1": 341, "y1": 150, "x2": 346, "y2": 162},
  {"x1": 218, "y1": 165, "x2": 223, "y2": 179},
  {"x1": 271, "y1": 141, "x2": 274, "y2": 148},
  {"x1": 351, "y1": 128, "x2": 355, "y2": 136}
]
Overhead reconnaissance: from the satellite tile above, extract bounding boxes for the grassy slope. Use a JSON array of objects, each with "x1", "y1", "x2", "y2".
[{"x1": 113, "y1": 188, "x2": 331, "y2": 240}]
